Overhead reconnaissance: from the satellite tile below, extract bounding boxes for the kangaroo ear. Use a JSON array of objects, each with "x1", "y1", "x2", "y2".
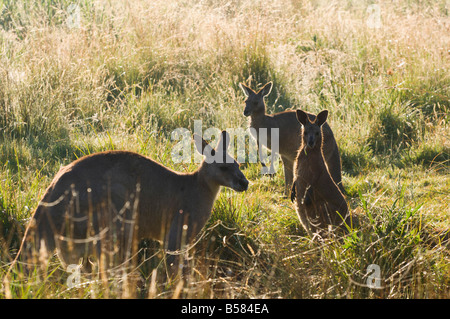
[
  {"x1": 193, "y1": 134, "x2": 215, "y2": 157},
  {"x1": 239, "y1": 83, "x2": 254, "y2": 97},
  {"x1": 216, "y1": 130, "x2": 231, "y2": 154},
  {"x1": 316, "y1": 110, "x2": 328, "y2": 127},
  {"x1": 296, "y1": 110, "x2": 308, "y2": 126},
  {"x1": 259, "y1": 81, "x2": 273, "y2": 97}
]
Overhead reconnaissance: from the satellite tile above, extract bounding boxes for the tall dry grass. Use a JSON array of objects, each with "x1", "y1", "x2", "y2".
[{"x1": 0, "y1": 0, "x2": 448, "y2": 298}]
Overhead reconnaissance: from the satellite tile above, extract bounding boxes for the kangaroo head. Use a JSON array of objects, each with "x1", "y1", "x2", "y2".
[
  {"x1": 194, "y1": 131, "x2": 249, "y2": 192},
  {"x1": 239, "y1": 82, "x2": 272, "y2": 117},
  {"x1": 296, "y1": 109, "x2": 328, "y2": 149}
]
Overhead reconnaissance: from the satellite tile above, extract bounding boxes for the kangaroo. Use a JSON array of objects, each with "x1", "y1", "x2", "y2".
[
  {"x1": 239, "y1": 81, "x2": 344, "y2": 197},
  {"x1": 15, "y1": 131, "x2": 248, "y2": 274},
  {"x1": 292, "y1": 110, "x2": 348, "y2": 237}
]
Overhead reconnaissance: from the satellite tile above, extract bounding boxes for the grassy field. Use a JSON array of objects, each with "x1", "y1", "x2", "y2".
[{"x1": 0, "y1": 0, "x2": 449, "y2": 299}]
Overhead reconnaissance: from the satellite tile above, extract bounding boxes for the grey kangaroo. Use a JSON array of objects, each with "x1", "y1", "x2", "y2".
[
  {"x1": 292, "y1": 110, "x2": 349, "y2": 236},
  {"x1": 240, "y1": 81, "x2": 344, "y2": 197},
  {"x1": 16, "y1": 131, "x2": 248, "y2": 274}
]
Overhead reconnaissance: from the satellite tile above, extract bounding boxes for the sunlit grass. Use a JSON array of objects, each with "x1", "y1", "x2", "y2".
[{"x1": 0, "y1": 0, "x2": 449, "y2": 298}]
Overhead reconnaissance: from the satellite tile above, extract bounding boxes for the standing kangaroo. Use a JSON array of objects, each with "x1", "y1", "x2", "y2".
[
  {"x1": 292, "y1": 110, "x2": 348, "y2": 236},
  {"x1": 16, "y1": 131, "x2": 248, "y2": 273},
  {"x1": 239, "y1": 82, "x2": 344, "y2": 197}
]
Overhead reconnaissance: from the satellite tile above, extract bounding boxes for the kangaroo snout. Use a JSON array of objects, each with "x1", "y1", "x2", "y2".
[
  {"x1": 243, "y1": 108, "x2": 251, "y2": 117},
  {"x1": 237, "y1": 178, "x2": 249, "y2": 192},
  {"x1": 307, "y1": 136, "x2": 316, "y2": 148},
  {"x1": 231, "y1": 170, "x2": 249, "y2": 192}
]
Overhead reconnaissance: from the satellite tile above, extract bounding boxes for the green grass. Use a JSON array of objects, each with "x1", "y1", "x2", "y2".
[{"x1": 0, "y1": 0, "x2": 449, "y2": 299}]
